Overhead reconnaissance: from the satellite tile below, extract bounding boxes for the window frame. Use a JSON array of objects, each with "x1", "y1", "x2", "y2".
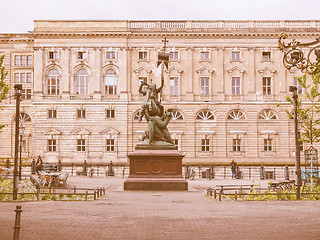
[
  {"x1": 231, "y1": 50, "x2": 241, "y2": 61},
  {"x1": 77, "y1": 109, "x2": 86, "y2": 119},
  {"x1": 264, "y1": 139, "x2": 272, "y2": 152},
  {"x1": 263, "y1": 77, "x2": 272, "y2": 95},
  {"x1": 104, "y1": 69, "x2": 118, "y2": 95},
  {"x1": 106, "y1": 109, "x2": 115, "y2": 119},
  {"x1": 48, "y1": 139, "x2": 57, "y2": 152},
  {"x1": 201, "y1": 139, "x2": 210, "y2": 152},
  {"x1": 233, "y1": 139, "x2": 241, "y2": 152},
  {"x1": 77, "y1": 139, "x2": 86, "y2": 152},
  {"x1": 106, "y1": 139, "x2": 115, "y2": 152},
  {"x1": 75, "y1": 69, "x2": 88, "y2": 95},
  {"x1": 48, "y1": 109, "x2": 57, "y2": 119},
  {"x1": 232, "y1": 77, "x2": 241, "y2": 95}
]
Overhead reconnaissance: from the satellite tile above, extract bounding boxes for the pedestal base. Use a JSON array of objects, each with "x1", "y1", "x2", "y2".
[{"x1": 124, "y1": 149, "x2": 188, "y2": 190}]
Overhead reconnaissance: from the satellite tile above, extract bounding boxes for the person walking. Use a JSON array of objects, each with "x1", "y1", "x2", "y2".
[{"x1": 231, "y1": 159, "x2": 237, "y2": 179}]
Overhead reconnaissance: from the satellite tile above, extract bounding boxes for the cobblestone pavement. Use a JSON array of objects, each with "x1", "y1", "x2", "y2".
[{"x1": 1, "y1": 177, "x2": 320, "y2": 240}]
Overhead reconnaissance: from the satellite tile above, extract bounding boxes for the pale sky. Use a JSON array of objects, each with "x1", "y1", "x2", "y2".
[{"x1": 1, "y1": 0, "x2": 320, "y2": 33}]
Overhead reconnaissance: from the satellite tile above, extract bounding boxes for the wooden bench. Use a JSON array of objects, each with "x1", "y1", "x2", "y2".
[
  {"x1": 268, "y1": 180, "x2": 295, "y2": 191},
  {"x1": 216, "y1": 184, "x2": 254, "y2": 194}
]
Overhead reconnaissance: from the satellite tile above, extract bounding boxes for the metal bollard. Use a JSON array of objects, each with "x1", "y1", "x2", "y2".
[
  {"x1": 85, "y1": 191, "x2": 88, "y2": 201},
  {"x1": 103, "y1": 187, "x2": 105, "y2": 195},
  {"x1": 13, "y1": 205, "x2": 22, "y2": 240},
  {"x1": 235, "y1": 191, "x2": 237, "y2": 201},
  {"x1": 74, "y1": 186, "x2": 76, "y2": 194},
  {"x1": 277, "y1": 190, "x2": 280, "y2": 201},
  {"x1": 214, "y1": 189, "x2": 217, "y2": 199},
  {"x1": 96, "y1": 187, "x2": 100, "y2": 197},
  {"x1": 94, "y1": 190, "x2": 96, "y2": 200},
  {"x1": 219, "y1": 190, "x2": 222, "y2": 201},
  {"x1": 37, "y1": 189, "x2": 40, "y2": 201}
]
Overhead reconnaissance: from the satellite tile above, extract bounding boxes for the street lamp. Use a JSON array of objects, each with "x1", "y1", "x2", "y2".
[
  {"x1": 19, "y1": 121, "x2": 24, "y2": 180},
  {"x1": 13, "y1": 84, "x2": 22, "y2": 200},
  {"x1": 278, "y1": 34, "x2": 320, "y2": 200},
  {"x1": 289, "y1": 85, "x2": 301, "y2": 200}
]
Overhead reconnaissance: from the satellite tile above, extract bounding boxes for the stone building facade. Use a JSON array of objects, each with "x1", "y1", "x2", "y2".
[{"x1": 0, "y1": 20, "x2": 319, "y2": 165}]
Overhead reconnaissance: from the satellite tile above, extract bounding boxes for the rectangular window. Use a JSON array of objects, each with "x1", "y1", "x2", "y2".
[
  {"x1": 27, "y1": 55, "x2": 33, "y2": 65},
  {"x1": 106, "y1": 139, "x2": 115, "y2": 152},
  {"x1": 232, "y1": 77, "x2": 241, "y2": 95},
  {"x1": 14, "y1": 56, "x2": 20, "y2": 66},
  {"x1": 170, "y1": 77, "x2": 179, "y2": 95},
  {"x1": 106, "y1": 51, "x2": 116, "y2": 60},
  {"x1": 262, "y1": 51, "x2": 271, "y2": 60},
  {"x1": 263, "y1": 77, "x2": 272, "y2": 95},
  {"x1": 169, "y1": 51, "x2": 179, "y2": 60},
  {"x1": 14, "y1": 73, "x2": 19, "y2": 83},
  {"x1": 294, "y1": 77, "x2": 303, "y2": 95},
  {"x1": 200, "y1": 51, "x2": 210, "y2": 60},
  {"x1": 20, "y1": 73, "x2": 26, "y2": 83},
  {"x1": 49, "y1": 51, "x2": 59, "y2": 60},
  {"x1": 201, "y1": 139, "x2": 210, "y2": 152},
  {"x1": 20, "y1": 55, "x2": 26, "y2": 65},
  {"x1": 200, "y1": 77, "x2": 210, "y2": 95},
  {"x1": 231, "y1": 51, "x2": 240, "y2": 60},
  {"x1": 48, "y1": 109, "x2": 57, "y2": 119},
  {"x1": 264, "y1": 139, "x2": 272, "y2": 151},
  {"x1": 21, "y1": 89, "x2": 31, "y2": 100},
  {"x1": 48, "y1": 139, "x2": 57, "y2": 152},
  {"x1": 106, "y1": 109, "x2": 115, "y2": 119},
  {"x1": 77, "y1": 139, "x2": 86, "y2": 152},
  {"x1": 27, "y1": 73, "x2": 32, "y2": 83},
  {"x1": 233, "y1": 139, "x2": 241, "y2": 152},
  {"x1": 77, "y1": 109, "x2": 86, "y2": 119},
  {"x1": 138, "y1": 51, "x2": 148, "y2": 60},
  {"x1": 77, "y1": 51, "x2": 88, "y2": 60}
]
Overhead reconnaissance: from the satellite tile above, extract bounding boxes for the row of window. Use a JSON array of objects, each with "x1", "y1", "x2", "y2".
[
  {"x1": 45, "y1": 109, "x2": 279, "y2": 121},
  {"x1": 45, "y1": 67, "x2": 302, "y2": 97},
  {"x1": 45, "y1": 138, "x2": 279, "y2": 153},
  {"x1": 46, "y1": 49, "x2": 274, "y2": 62}
]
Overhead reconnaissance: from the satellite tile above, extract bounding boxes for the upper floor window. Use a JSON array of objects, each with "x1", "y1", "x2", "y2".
[
  {"x1": 262, "y1": 51, "x2": 271, "y2": 61},
  {"x1": 231, "y1": 51, "x2": 241, "y2": 61},
  {"x1": 21, "y1": 89, "x2": 31, "y2": 100},
  {"x1": 138, "y1": 51, "x2": 148, "y2": 61},
  {"x1": 294, "y1": 77, "x2": 303, "y2": 95},
  {"x1": 14, "y1": 73, "x2": 32, "y2": 83},
  {"x1": 47, "y1": 69, "x2": 60, "y2": 95},
  {"x1": 14, "y1": 55, "x2": 33, "y2": 66},
  {"x1": 170, "y1": 77, "x2": 179, "y2": 95},
  {"x1": 76, "y1": 69, "x2": 88, "y2": 95},
  {"x1": 77, "y1": 50, "x2": 88, "y2": 60},
  {"x1": 259, "y1": 110, "x2": 277, "y2": 120},
  {"x1": 104, "y1": 69, "x2": 117, "y2": 95},
  {"x1": 77, "y1": 109, "x2": 86, "y2": 119},
  {"x1": 48, "y1": 109, "x2": 57, "y2": 119},
  {"x1": 106, "y1": 50, "x2": 116, "y2": 60},
  {"x1": 169, "y1": 51, "x2": 179, "y2": 61},
  {"x1": 200, "y1": 51, "x2": 210, "y2": 61},
  {"x1": 200, "y1": 77, "x2": 210, "y2": 95},
  {"x1": 232, "y1": 77, "x2": 241, "y2": 95},
  {"x1": 228, "y1": 110, "x2": 245, "y2": 120},
  {"x1": 196, "y1": 110, "x2": 215, "y2": 120},
  {"x1": 48, "y1": 50, "x2": 59, "y2": 60},
  {"x1": 263, "y1": 77, "x2": 272, "y2": 95},
  {"x1": 106, "y1": 109, "x2": 115, "y2": 119}
]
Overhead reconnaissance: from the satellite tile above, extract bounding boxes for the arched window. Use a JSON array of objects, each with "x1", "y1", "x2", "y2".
[
  {"x1": 76, "y1": 69, "x2": 88, "y2": 94},
  {"x1": 227, "y1": 110, "x2": 245, "y2": 120},
  {"x1": 47, "y1": 69, "x2": 60, "y2": 95},
  {"x1": 104, "y1": 69, "x2": 117, "y2": 95},
  {"x1": 171, "y1": 110, "x2": 184, "y2": 120},
  {"x1": 259, "y1": 110, "x2": 277, "y2": 120},
  {"x1": 196, "y1": 110, "x2": 215, "y2": 120}
]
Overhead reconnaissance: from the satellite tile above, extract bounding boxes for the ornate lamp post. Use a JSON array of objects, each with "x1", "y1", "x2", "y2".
[
  {"x1": 19, "y1": 121, "x2": 24, "y2": 180},
  {"x1": 278, "y1": 34, "x2": 320, "y2": 200}
]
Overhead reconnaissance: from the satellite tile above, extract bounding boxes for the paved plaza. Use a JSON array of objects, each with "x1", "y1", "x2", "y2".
[{"x1": 1, "y1": 177, "x2": 320, "y2": 240}]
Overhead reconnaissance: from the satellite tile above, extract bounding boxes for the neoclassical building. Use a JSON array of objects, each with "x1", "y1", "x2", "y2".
[{"x1": 0, "y1": 20, "x2": 319, "y2": 165}]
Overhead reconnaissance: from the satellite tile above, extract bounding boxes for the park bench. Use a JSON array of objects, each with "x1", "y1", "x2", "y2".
[
  {"x1": 268, "y1": 180, "x2": 295, "y2": 191},
  {"x1": 36, "y1": 170, "x2": 68, "y2": 188},
  {"x1": 0, "y1": 167, "x2": 13, "y2": 176},
  {"x1": 216, "y1": 184, "x2": 254, "y2": 194}
]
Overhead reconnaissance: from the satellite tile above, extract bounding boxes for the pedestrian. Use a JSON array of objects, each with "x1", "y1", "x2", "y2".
[
  {"x1": 231, "y1": 159, "x2": 237, "y2": 179},
  {"x1": 36, "y1": 155, "x2": 43, "y2": 173}
]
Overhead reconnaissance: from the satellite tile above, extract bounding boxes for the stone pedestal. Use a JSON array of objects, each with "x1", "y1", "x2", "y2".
[{"x1": 124, "y1": 149, "x2": 188, "y2": 190}]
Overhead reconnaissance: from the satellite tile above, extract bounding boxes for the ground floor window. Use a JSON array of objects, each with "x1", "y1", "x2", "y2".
[
  {"x1": 201, "y1": 139, "x2": 210, "y2": 152},
  {"x1": 233, "y1": 139, "x2": 241, "y2": 152},
  {"x1": 106, "y1": 139, "x2": 115, "y2": 152},
  {"x1": 48, "y1": 139, "x2": 56, "y2": 152},
  {"x1": 77, "y1": 139, "x2": 86, "y2": 152}
]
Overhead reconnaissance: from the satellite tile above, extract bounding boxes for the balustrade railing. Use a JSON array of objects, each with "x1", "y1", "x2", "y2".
[{"x1": 129, "y1": 20, "x2": 320, "y2": 31}]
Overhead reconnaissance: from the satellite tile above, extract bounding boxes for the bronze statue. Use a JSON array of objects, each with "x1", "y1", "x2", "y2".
[{"x1": 137, "y1": 38, "x2": 175, "y2": 148}]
